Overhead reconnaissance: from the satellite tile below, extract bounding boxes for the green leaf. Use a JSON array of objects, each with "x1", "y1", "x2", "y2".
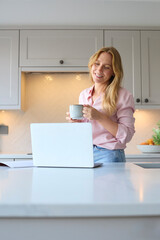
[{"x1": 152, "y1": 121, "x2": 160, "y2": 145}]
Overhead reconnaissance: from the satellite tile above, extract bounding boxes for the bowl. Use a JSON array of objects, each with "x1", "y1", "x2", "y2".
[{"x1": 137, "y1": 145, "x2": 160, "y2": 153}]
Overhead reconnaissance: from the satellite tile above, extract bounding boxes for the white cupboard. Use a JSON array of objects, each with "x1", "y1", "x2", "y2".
[
  {"x1": 20, "y1": 30, "x2": 103, "y2": 68},
  {"x1": 104, "y1": 30, "x2": 142, "y2": 105},
  {"x1": 141, "y1": 31, "x2": 160, "y2": 105},
  {"x1": 0, "y1": 28, "x2": 160, "y2": 109},
  {"x1": 0, "y1": 30, "x2": 19, "y2": 109},
  {"x1": 105, "y1": 30, "x2": 160, "y2": 107}
]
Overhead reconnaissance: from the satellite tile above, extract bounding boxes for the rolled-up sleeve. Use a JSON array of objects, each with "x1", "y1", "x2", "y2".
[{"x1": 116, "y1": 91, "x2": 135, "y2": 145}]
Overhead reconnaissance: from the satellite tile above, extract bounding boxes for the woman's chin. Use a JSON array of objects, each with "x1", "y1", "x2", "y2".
[
  {"x1": 93, "y1": 77, "x2": 102, "y2": 82},
  {"x1": 93, "y1": 79, "x2": 104, "y2": 84}
]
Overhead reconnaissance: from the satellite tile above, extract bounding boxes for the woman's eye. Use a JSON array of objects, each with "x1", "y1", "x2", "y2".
[{"x1": 104, "y1": 66, "x2": 111, "y2": 70}]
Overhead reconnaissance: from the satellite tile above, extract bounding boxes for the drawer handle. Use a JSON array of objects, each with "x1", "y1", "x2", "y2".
[
  {"x1": 136, "y1": 98, "x2": 140, "y2": 103},
  {"x1": 59, "y1": 60, "x2": 64, "y2": 64},
  {"x1": 144, "y1": 98, "x2": 149, "y2": 103}
]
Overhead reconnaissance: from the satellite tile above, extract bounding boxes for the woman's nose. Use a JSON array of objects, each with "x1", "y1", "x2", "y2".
[{"x1": 97, "y1": 65, "x2": 103, "y2": 72}]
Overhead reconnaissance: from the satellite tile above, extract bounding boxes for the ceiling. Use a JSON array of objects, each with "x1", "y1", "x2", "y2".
[{"x1": 0, "y1": 0, "x2": 160, "y2": 27}]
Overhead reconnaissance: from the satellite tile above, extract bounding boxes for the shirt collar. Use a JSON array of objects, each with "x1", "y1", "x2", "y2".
[
  {"x1": 88, "y1": 85, "x2": 95, "y2": 100},
  {"x1": 88, "y1": 85, "x2": 105, "y2": 100}
]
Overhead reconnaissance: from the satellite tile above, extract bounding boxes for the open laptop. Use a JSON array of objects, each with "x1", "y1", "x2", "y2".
[{"x1": 30, "y1": 122, "x2": 102, "y2": 168}]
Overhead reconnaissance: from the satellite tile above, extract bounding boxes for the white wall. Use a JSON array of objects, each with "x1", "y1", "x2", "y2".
[
  {"x1": 0, "y1": 73, "x2": 160, "y2": 155},
  {"x1": 1, "y1": 0, "x2": 160, "y2": 27}
]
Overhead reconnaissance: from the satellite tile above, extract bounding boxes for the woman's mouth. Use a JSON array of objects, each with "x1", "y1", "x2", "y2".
[{"x1": 95, "y1": 73, "x2": 103, "y2": 78}]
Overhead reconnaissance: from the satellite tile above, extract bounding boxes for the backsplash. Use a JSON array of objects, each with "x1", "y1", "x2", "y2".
[
  {"x1": 0, "y1": 73, "x2": 91, "y2": 153},
  {"x1": 0, "y1": 73, "x2": 160, "y2": 154}
]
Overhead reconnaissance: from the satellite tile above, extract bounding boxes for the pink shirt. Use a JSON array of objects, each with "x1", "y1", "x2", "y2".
[{"x1": 79, "y1": 85, "x2": 135, "y2": 150}]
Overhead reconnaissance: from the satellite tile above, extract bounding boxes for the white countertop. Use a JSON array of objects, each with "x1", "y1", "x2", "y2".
[{"x1": 0, "y1": 162, "x2": 160, "y2": 218}]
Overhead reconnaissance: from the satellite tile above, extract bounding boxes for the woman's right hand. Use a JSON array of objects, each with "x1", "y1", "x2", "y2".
[{"x1": 66, "y1": 112, "x2": 83, "y2": 123}]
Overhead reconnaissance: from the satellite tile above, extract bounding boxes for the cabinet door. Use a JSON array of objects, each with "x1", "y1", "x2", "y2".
[
  {"x1": 141, "y1": 31, "x2": 160, "y2": 105},
  {"x1": 104, "y1": 31, "x2": 141, "y2": 105},
  {"x1": 20, "y1": 30, "x2": 103, "y2": 67},
  {"x1": 0, "y1": 30, "x2": 19, "y2": 109}
]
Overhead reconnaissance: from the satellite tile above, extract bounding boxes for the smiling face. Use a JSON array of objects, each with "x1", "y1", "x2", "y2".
[{"x1": 91, "y1": 52, "x2": 114, "y2": 87}]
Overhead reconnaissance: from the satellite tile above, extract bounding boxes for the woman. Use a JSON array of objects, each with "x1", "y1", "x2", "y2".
[{"x1": 66, "y1": 47, "x2": 135, "y2": 163}]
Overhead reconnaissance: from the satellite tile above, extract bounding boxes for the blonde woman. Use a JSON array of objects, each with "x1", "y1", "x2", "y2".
[{"x1": 66, "y1": 47, "x2": 135, "y2": 163}]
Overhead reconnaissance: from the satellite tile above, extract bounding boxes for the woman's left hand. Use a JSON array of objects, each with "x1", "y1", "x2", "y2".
[{"x1": 83, "y1": 105, "x2": 101, "y2": 120}]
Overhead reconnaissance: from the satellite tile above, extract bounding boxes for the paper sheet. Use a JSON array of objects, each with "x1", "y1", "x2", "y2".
[{"x1": 0, "y1": 160, "x2": 33, "y2": 168}]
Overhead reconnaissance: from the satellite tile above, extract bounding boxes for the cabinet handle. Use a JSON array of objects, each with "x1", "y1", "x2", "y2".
[
  {"x1": 136, "y1": 98, "x2": 140, "y2": 103},
  {"x1": 59, "y1": 60, "x2": 64, "y2": 64},
  {"x1": 144, "y1": 98, "x2": 149, "y2": 103}
]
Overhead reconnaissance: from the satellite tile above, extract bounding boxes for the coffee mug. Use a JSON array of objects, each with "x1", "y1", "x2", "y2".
[{"x1": 69, "y1": 104, "x2": 83, "y2": 120}]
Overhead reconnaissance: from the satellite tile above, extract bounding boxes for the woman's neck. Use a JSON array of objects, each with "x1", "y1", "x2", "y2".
[
  {"x1": 92, "y1": 84, "x2": 106, "y2": 103},
  {"x1": 94, "y1": 83, "x2": 106, "y2": 95}
]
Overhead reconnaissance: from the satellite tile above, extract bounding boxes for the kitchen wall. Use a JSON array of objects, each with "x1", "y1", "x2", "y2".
[
  {"x1": 0, "y1": 73, "x2": 91, "y2": 153},
  {"x1": 0, "y1": 73, "x2": 160, "y2": 155}
]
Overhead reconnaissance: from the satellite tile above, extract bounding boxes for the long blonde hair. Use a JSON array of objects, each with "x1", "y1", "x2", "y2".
[{"x1": 88, "y1": 47, "x2": 123, "y2": 116}]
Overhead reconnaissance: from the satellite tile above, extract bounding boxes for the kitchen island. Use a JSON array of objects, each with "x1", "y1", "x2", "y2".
[
  {"x1": 0, "y1": 162, "x2": 160, "y2": 240},
  {"x1": 1, "y1": 152, "x2": 160, "y2": 162}
]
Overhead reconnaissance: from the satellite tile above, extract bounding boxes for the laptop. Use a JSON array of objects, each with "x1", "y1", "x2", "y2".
[{"x1": 30, "y1": 122, "x2": 102, "y2": 168}]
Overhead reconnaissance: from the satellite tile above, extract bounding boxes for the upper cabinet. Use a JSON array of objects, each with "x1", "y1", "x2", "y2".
[
  {"x1": 104, "y1": 30, "x2": 141, "y2": 105},
  {"x1": 1, "y1": 28, "x2": 160, "y2": 110},
  {"x1": 20, "y1": 30, "x2": 103, "y2": 67},
  {"x1": 0, "y1": 30, "x2": 20, "y2": 109},
  {"x1": 104, "y1": 30, "x2": 160, "y2": 107},
  {"x1": 141, "y1": 31, "x2": 160, "y2": 105}
]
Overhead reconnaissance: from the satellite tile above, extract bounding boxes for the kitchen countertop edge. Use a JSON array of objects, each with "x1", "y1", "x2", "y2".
[
  {"x1": 0, "y1": 203, "x2": 160, "y2": 218},
  {"x1": 0, "y1": 153, "x2": 160, "y2": 159}
]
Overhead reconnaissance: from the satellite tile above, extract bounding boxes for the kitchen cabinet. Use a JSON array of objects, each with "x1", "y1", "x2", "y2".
[
  {"x1": 104, "y1": 30, "x2": 160, "y2": 107},
  {"x1": 1, "y1": 28, "x2": 160, "y2": 109},
  {"x1": 104, "y1": 30, "x2": 141, "y2": 105},
  {"x1": 0, "y1": 30, "x2": 20, "y2": 109},
  {"x1": 20, "y1": 30, "x2": 103, "y2": 68},
  {"x1": 141, "y1": 31, "x2": 160, "y2": 105}
]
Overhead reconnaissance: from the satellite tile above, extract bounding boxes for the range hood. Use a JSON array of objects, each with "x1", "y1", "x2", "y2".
[{"x1": 20, "y1": 66, "x2": 89, "y2": 73}]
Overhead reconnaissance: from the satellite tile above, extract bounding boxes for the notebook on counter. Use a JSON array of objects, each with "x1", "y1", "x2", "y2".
[
  {"x1": 30, "y1": 122, "x2": 102, "y2": 168},
  {"x1": 0, "y1": 160, "x2": 33, "y2": 168}
]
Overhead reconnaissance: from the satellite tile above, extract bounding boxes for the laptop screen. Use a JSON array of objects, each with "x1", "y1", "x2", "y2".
[{"x1": 30, "y1": 122, "x2": 94, "y2": 168}]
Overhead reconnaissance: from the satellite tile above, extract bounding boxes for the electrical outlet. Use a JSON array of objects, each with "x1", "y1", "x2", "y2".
[{"x1": 0, "y1": 125, "x2": 9, "y2": 134}]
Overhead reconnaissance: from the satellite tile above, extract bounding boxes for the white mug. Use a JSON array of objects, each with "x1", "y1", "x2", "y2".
[{"x1": 69, "y1": 104, "x2": 83, "y2": 120}]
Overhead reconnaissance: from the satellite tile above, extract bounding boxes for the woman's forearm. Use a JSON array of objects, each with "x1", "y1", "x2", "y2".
[
  {"x1": 96, "y1": 111, "x2": 118, "y2": 137},
  {"x1": 83, "y1": 105, "x2": 118, "y2": 137}
]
